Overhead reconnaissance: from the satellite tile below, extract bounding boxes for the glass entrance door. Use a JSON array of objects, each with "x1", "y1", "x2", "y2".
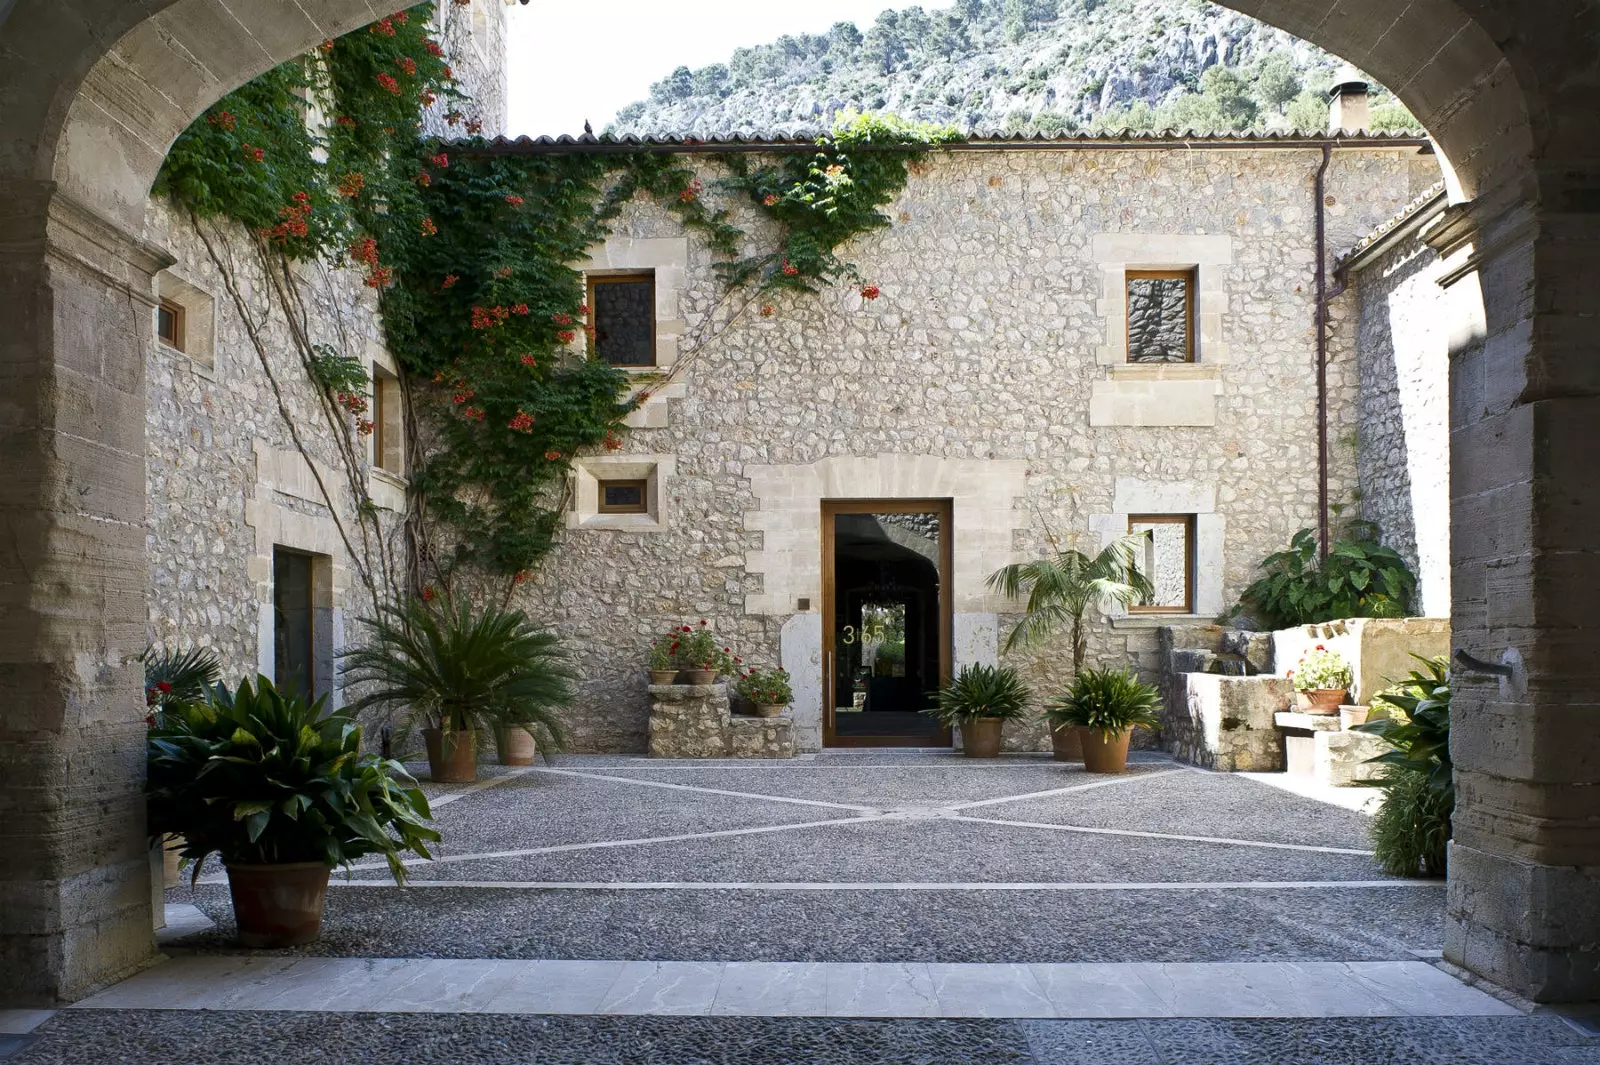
[{"x1": 821, "y1": 501, "x2": 953, "y2": 747}]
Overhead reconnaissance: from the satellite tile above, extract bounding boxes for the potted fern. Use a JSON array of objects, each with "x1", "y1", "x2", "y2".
[
  {"x1": 986, "y1": 534, "x2": 1153, "y2": 761},
  {"x1": 1046, "y1": 667, "x2": 1161, "y2": 773},
  {"x1": 341, "y1": 598, "x2": 575, "y2": 781},
  {"x1": 146, "y1": 676, "x2": 438, "y2": 947},
  {"x1": 926, "y1": 663, "x2": 1031, "y2": 758}
]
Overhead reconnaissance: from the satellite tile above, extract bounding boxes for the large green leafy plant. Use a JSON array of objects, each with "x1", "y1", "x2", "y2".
[
  {"x1": 1354, "y1": 655, "x2": 1453, "y2": 877},
  {"x1": 986, "y1": 533, "x2": 1155, "y2": 672},
  {"x1": 340, "y1": 598, "x2": 576, "y2": 745},
  {"x1": 146, "y1": 676, "x2": 438, "y2": 881},
  {"x1": 1237, "y1": 522, "x2": 1416, "y2": 628},
  {"x1": 926, "y1": 663, "x2": 1032, "y2": 726},
  {"x1": 1046, "y1": 667, "x2": 1162, "y2": 738}
]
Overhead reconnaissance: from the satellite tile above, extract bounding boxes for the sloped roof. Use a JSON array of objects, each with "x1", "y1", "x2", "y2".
[
  {"x1": 472, "y1": 128, "x2": 1432, "y2": 154},
  {"x1": 1338, "y1": 182, "x2": 1449, "y2": 270}
]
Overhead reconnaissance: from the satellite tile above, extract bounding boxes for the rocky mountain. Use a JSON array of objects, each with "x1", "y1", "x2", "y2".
[{"x1": 610, "y1": 0, "x2": 1417, "y2": 137}]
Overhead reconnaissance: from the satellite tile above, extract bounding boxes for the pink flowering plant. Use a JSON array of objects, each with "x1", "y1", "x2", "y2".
[
  {"x1": 736, "y1": 667, "x2": 793, "y2": 708},
  {"x1": 1290, "y1": 645, "x2": 1353, "y2": 692}
]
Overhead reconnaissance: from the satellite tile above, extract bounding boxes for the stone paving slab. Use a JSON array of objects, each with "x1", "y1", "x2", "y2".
[
  {"x1": 72, "y1": 958, "x2": 1517, "y2": 1019},
  {"x1": 167, "y1": 882, "x2": 1446, "y2": 963},
  {"x1": 22, "y1": 1012, "x2": 1600, "y2": 1065}
]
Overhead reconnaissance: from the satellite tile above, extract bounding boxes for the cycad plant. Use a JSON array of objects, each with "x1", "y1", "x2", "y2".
[
  {"x1": 1046, "y1": 667, "x2": 1163, "y2": 739},
  {"x1": 141, "y1": 645, "x2": 223, "y2": 722},
  {"x1": 341, "y1": 598, "x2": 576, "y2": 750},
  {"x1": 925, "y1": 663, "x2": 1032, "y2": 726},
  {"x1": 986, "y1": 533, "x2": 1155, "y2": 672}
]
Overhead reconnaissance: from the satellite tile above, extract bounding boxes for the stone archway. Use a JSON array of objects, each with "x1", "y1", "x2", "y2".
[{"x1": 2, "y1": 0, "x2": 1596, "y2": 1006}]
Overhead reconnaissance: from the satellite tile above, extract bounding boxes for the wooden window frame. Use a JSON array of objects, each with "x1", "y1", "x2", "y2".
[
  {"x1": 587, "y1": 271, "x2": 657, "y2": 368},
  {"x1": 1127, "y1": 514, "x2": 1196, "y2": 614},
  {"x1": 157, "y1": 299, "x2": 186, "y2": 351},
  {"x1": 597, "y1": 478, "x2": 649, "y2": 515},
  {"x1": 1125, "y1": 269, "x2": 1196, "y2": 364}
]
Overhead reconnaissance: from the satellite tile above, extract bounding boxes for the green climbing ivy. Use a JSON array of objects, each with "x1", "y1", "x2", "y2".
[{"x1": 153, "y1": 6, "x2": 960, "y2": 581}]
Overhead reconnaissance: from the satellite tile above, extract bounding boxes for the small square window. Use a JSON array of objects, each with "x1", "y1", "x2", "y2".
[
  {"x1": 1128, "y1": 515, "x2": 1195, "y2": 613},
  {"x1": 156, "y1": 300, "x2": 185, "y2": 350},
  {"x1": 1126, "y1": 270, "x2": 1195, "y2": 363},
  {"x1": 598, "y1": 479, "x2": 648, "y2": 514},
  {"x1": 588, "y1": 273, "x2": 656, "y2": 367}
]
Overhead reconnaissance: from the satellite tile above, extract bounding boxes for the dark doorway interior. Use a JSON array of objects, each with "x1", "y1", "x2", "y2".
[
  {"x1": 827, "y1": 507, "x2": 949, "y2": 746},
  {"x1": 273, "y1": 547, "x2": 316, "y2": 705}
]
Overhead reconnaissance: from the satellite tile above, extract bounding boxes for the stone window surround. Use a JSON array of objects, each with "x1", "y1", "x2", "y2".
[
  {"x1": 577, "y1": 236, "x2": 690, "y2": 429},
  {"x1": 155, "y1": 268, "x2": 217, "y2": 374},
  {"x1": 1089, "y1": 476, "x2": 1225, "y2": 617},
  {"x1": 365, "y1": 340, "x2": 406, "y2": 513},
  {"x1": 567, "y1": 454, "x2": 675, "y2": 533},
  {"x1": 1090, "y1": 233, "x2": 1231, "y2": 428},
  {"x1": 246, "y1": 441, "x2": 354, "y2": 707}
]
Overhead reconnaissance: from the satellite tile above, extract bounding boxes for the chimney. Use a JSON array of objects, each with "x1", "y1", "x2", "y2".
[{"x1": 1328, "y1": 66, "x2": 1370, "y2": 133}]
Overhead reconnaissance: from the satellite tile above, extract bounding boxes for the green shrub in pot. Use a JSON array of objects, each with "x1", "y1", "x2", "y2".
[
  {"x1": 1046, "y1": 667, "x2": 1161, "y2": 773},
  {"x1": 925, "y1": 663, "x2": 1031, "y2": 758},
  {"x1": 146, "y1": 676, "x2": 438, "y2": 946},
  {"x1": 340, "y1": 598, "x2": 575, "y2": 780}
]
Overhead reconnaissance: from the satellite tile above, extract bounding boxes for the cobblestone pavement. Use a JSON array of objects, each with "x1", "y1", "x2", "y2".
[{"x1": 13, "y1": 751, "x2": 1583, "y2": 1064}]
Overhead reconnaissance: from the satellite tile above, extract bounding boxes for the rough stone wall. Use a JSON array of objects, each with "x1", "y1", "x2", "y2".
[
  {"x1": 1351, "y1": 222, "x2": 1452, "y2": 616},
  {"x1": 513, "y1": 144, "x2": 1442, "y2": 752},
  {"x1": 143, "y1": 200, "x2": 405, "y2": 691},
  {"x1": 424, "y1": 0, "x2": 508, "y2": 138}
]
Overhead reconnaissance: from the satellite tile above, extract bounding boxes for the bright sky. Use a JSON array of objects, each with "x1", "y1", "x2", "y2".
[{"x1": 506, "y1": 0, "x2": 923, "y2": 137}]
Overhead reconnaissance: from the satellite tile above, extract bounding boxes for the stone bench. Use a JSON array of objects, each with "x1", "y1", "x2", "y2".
[
  {"x1": 1274, "y1": 710, "x2": 1389, "y2": 786},
  {"x1": 647, "y1": 683, "x2": 794, "y2": 759}
]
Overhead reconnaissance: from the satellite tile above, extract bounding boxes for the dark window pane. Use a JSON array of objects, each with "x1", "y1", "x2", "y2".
[
  {"x1": 593, "y1": 277, "x2": 654, "y2": 366},
  {"x1": 599, "y1": 479, "x2": 647, "y2": 514},
  {"x1": 1127, "y1": 276, "x2": 1191, "y2": 362},
  {"x1": 273, "y1": 549, "x2": 315, "y2": 704},
  {"x1": 157, "y1": 304, "x2": 180, "y2": 347}
]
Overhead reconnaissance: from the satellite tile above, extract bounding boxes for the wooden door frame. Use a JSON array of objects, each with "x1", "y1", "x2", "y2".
[{"x1": 820, "y1": 499, "x2": 954, "y2": 748}]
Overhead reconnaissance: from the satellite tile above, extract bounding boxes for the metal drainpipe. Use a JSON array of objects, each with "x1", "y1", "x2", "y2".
[{"x1": 1314, "y1": 145, "x2": 1332, "y2": 560}]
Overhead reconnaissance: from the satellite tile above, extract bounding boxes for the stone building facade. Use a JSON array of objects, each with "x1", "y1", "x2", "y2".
[
  {"x1": 142, "y1": 0, "x2": 510, "y2": 698},
  {"x1": 1342, "y1": 186, "x2": 1453, "y2": 617},
  {"x1": 503, "y1": 132, "x2": 1444, "y2": 752}
]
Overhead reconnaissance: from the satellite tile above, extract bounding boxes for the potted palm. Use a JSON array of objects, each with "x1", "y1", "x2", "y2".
[
  {"x1": 1047, "y1": 667, "x2": 1162, "y2": 773},
  {"x1": 1290, "y1": 645, "x2": 1353, "y2": 714},
  {"x1": 926, "y1": 663, "x2": 1031, "y2": 758},
  {"x1": 146, "y1": 676, "x2": 438, "y2": 948},
  {"x1": 341, "y1": 598, "x2": 574, "y2": 781},
  {"x1": 736, "y1": 666, "x2": 792, "y2": 717},
  {"x1": 141, "y1": 645, "x2": 222, "y2": 886},
  {"x1": 987, "y1": 534, "x2": 1154, "y2": 761}
]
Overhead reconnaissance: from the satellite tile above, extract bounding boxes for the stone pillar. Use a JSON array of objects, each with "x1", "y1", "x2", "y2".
[
  {"x1": 1440, "y1": 190, "x2": 1600, "y2": 1002},
  {"x1": 0, "y1": 184, "x2": 168, "y2": 1004}
]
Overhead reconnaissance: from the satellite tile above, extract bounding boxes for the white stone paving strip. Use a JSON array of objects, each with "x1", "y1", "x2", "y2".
[
  {"x1": 953, "y1": 814, "x2": 1378, "y2": 857},
  {"x1": 428, "y1": 767, "x2": 536, "y2": 809},
  {"x1": 72, "y1": 958, "x2": 1518, "y2": 1019},
  {"x1": 523, "y1": 766, "x2": 882, "y2": 813},
  {"x1": 941, "y1": 767, "x2": 1190, "y2": 811},
  {"x1": 332, "y1": 815, "x2": 866, "y2": 877},
  {"x1": 321, "y1": 878, "x2": 1445, "y2": 891}
]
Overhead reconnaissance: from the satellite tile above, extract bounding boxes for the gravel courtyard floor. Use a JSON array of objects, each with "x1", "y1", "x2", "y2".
[{"x1": 9, "y1": 750, "x2": 1596, "y2": 1064}]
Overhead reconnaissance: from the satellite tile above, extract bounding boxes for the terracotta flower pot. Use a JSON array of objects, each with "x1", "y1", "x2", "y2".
[
  {"x1": 1339, "y1": 705, "x2": 1370, "y2": 730},
  {"x1": 1296, "y1": 688, "x2": 1347, "y2": 714},
  {"x1": 1050, "y1": 724, "x2": 1083, "y2": 762},
  {"x1": 494, "y1": 724, "x2": 537, "y2": 766},
  {"x1": 754, "y1": 704, "x2": 787, "y2": 718},
  {"x1": 649, "y1": 669, "x2": 679, "y2": 685},
  {"x1": 961, "y1": 717, "x2": 1005, "y2": 758},
  {"x1": 423, "y1": 727, "x2": 478, "y2": 783},
  {"x1": 1078, "y1": 727, "x2": 1133, "y2": 773},
  {"x1": 684, "y1": 669, "x2": 718, "y2": 685},
  {"x1": 225, "y1": 861, "x2": 331, "y2": 948}
]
